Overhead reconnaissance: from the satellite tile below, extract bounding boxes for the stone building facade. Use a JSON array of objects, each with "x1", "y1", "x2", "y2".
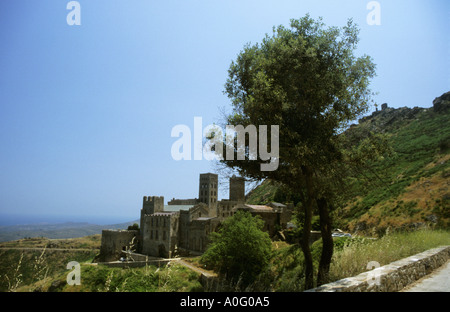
[
  {"x1": 167, "y1": 198, "x2": 198, "y2": 205},
  {"x1": 98, "y1": 229, "x2": 139, "y2": 262},
  {"x1": 99, "y1": 173, "x2": 292, "y2": 260}
]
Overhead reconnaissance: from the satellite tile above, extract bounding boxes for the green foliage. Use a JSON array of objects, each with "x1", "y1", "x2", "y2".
[
  {"x1": 79, "y1": 263, "x2": 201, "y2": 292},
  {"x1": 201, "y1": 210, "x2": 272, "y2": 287},
  {"x1": 0, "y1": 248, "x2": 97, "y2": 292},
  {"x1": 220, "y1": 14, "x2": 378, "y2": 290},
  {"x1": 245, "y1": 180, "x2": 278, "y2": 204},
  {"x1": 247, "y1": 107, "x2": 450, "y2": 231},
  {"x1": 127, "y1": 223, "x2": 139, "y2": 231},
  {"x1": 340, "y1": 109, "x2": 450, "y2": 224},
  {"x1": 221, "y1": 14, "x2": 376, "y2": 187},
  {"x1": 329, "y1": 229, "x2": 450, "y2": 283},
  {"x1": 268, "y1": 229, "x2": 450, "y2": 291}
]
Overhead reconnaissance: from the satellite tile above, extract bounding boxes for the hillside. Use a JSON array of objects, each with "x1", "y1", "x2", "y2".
[
  {"x1": 0, "y1": 234, "x2": 202, "y2": 292},
  {"x1": 246, "y1": 91, "x2": 450, "y2": 235}
]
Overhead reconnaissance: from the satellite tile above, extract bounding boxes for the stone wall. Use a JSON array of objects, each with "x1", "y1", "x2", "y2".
[
  {"x1": 229, "y1": 175, "x2": 245, "y2": 202},
  {"x1": 168, "y1": 198, "x2": 198, "y2": 205},
  {"x1": 141, "y1": 196, "x2": 164, "y2": 230},
  {"x1": 307, "y1": 245, "x2": 450, "y2": 292},
  {"x1": 217, "y1": 200, "x2": 239, "y2": 219},
  {"x1": 98, "y1": 230, "x2": 139, "y2": 262},
  {"x1": 188, "y1": 217, "x2": 221, "y2": 253},
  {"x1": 141, "y1": 212, "x2": 179, "y2": 258},
  {"x1": 98, "y1": 258, "x2": 173, "y2": 268}
]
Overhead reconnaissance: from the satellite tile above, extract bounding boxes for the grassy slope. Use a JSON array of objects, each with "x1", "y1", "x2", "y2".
[
  {"x1": 268, "y1": 229, "x2": 450, "y2": 291},
  {"x1": 245, "y1": 105, "x2": 450, "y2": 234},
  {"x1": 0, "y1": 235, "x2": 202, "y2": 292},
  {"x1": 0, "y1": 236, "x2": 101, "y2": 292},
  {"x1": 341, "y1": 107, "x2": 450, "y2": 233},
  {"x1": 246, "y1": 180, "x2": 279, "y2": 205}
]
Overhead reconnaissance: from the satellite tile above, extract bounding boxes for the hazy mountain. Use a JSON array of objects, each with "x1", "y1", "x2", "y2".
[{"x1": 0, "y1": 219, "x2": 139, "y2": 242}]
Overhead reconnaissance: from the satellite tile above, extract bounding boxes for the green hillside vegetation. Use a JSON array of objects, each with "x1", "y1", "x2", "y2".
[
  {"x1": 0, "y1": 236, "x2": 101, "y2": 292},
  {"x1": 0, "y1": 235, "x2": 202, "y2": 292},
  {"x1": 1, "y1": 228, "x2": 448, "y2": 292},
  {"x1": 246, "y1": 94, "x2": 450, "y2": 235},
  {"x1": 341, "y1": 105, "x2": 450, "y2": 233},
  {"x1": 267, "y1": 229, "x2": 450, "y2": 291}
]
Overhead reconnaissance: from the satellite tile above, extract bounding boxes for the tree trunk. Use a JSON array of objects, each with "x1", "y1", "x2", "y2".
[
  {"x1": 317, "y1": 197, "x2": 333, "y2": 286},
  {"x1": 299, "y1": 166, "x2": 314, "y2": 290}
]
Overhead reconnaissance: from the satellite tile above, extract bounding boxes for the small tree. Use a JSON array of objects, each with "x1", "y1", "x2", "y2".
[
  {"x1": 127, "y1": 223, "x2": 139, "y2": 231},
  {"x1": 217, "y1": 14, "x2": 377, "y2": 289},
  {"x1": 201, "y1": 210, "x2": 272, "y2": 287}
]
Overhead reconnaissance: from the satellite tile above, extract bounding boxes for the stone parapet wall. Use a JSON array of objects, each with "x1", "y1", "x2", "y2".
[
  {"x1": 307, "y1": 245, "x2": 450, "y2": 292},
  {"x1": 98, "y1": 259, "x2": 174, "y2": 268}
]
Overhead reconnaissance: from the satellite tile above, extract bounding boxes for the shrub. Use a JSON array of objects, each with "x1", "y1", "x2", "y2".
[{"x1": 201, "y1": 210, "x2": 272, "y2": 287}]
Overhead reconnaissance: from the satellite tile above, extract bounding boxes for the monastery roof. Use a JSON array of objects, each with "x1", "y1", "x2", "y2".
[
  {"x1": 269, "y1": 202, "x2": 287, "y2": 208},
  {"x1": 243, "y1": 205, "x2": 274, "y2": 212},
  {"x1": 152, "y1": 212, "x2": 177, "y2": 216},
  {"x1": 164, "y1": 204, "x2": 195, "y2": 212},
  {"x1": 195, "y1": 217, "x2": 215, "y2": 221}
]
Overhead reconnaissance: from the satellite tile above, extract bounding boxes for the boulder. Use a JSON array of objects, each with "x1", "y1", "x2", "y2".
[{"x1": 433, "y1": 91, "x2": 450, "y2": 113}]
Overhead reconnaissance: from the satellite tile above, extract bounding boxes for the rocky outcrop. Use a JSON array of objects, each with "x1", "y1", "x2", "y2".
[
  {"x1": 358, "y1": 104, "x2": 426, "y2": 132},
  {"x1": 433, "y1": 91, "x2": 450, "y2": 113}
]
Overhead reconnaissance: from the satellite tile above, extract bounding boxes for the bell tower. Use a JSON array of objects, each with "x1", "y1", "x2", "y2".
[
  {"x1": 198, "y1": 173, "x2": 218, "y2": 216},
  {"x1": 229, "y1": 175, "x2": 245, "y2": 203}
]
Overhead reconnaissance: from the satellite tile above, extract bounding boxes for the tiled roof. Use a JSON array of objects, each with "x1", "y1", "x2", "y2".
[{"x1": 244, "y1": 205, "x2": 274, "y2": 212}]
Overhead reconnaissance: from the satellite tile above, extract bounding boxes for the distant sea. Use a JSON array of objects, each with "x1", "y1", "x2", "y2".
[
  {"x1": 0, "y1": 205, "x2": 190, "y2": 226},
  {"x1": 0, "y1": 212, "x2": 136, "y2": 226}
]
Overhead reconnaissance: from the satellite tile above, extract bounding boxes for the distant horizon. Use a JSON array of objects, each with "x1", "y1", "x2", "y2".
[{"x1": 0, "y1": 212, "x2": 138, "y2": 227}]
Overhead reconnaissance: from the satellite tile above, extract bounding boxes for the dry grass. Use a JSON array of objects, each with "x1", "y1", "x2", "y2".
[
  {"x1": 329, "y1": 229, "x2": 450, "y2": 283},
  {"x1": 0, "y1": 234, "x2": 101, "y2": 250}
]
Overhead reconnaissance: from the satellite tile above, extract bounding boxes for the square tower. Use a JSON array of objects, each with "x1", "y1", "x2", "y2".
[
  {"x1": 198, "y1": 173, "x2": 218, "y2": 215},
  {"x1": 229, "y1": 175, "x2": 245, "y2": 203},
  {"x1": 142, "y1": 196, "x2": 164, "y2": 214},
  {"x1": 140, "y1": 196, "x2": 164, "y2": 231}
]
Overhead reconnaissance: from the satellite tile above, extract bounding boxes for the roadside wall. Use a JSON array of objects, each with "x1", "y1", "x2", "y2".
[
  {"x1": 98, "y1": 258, "x2": 175, "y2": 268},
  {"x1": 307, "y1": 245, "x2": 450, "y2": 292}
]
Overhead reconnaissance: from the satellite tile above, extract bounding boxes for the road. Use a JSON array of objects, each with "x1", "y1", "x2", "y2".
[{"x1": 401, "y1": 260, "x2": 450, "y2": 292}]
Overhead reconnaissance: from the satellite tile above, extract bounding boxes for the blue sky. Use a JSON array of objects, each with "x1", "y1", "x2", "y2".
[{"x1": 0, "y1": 0, "x2": 448, "y2": 225}]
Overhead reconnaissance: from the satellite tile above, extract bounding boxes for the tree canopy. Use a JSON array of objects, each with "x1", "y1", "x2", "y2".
[
  {"x1": 222, "y1": 14, "x2": 375, "y2": 185},
  {"x1": 219, "y1": 15, "x2": 377, "y2": 289},
  {"x1": 201, "y1": 210, "x2": 272, "y2": 288}
]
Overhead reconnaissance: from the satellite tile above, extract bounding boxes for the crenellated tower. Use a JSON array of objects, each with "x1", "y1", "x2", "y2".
[{"x1": 140, "y1": 196, "x2": 164, "y2": 230}]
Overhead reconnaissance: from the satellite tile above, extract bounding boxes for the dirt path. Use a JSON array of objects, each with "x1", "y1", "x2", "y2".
[{"x1": 176, "y1": 259, "x2": 217, "y2": 278}]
